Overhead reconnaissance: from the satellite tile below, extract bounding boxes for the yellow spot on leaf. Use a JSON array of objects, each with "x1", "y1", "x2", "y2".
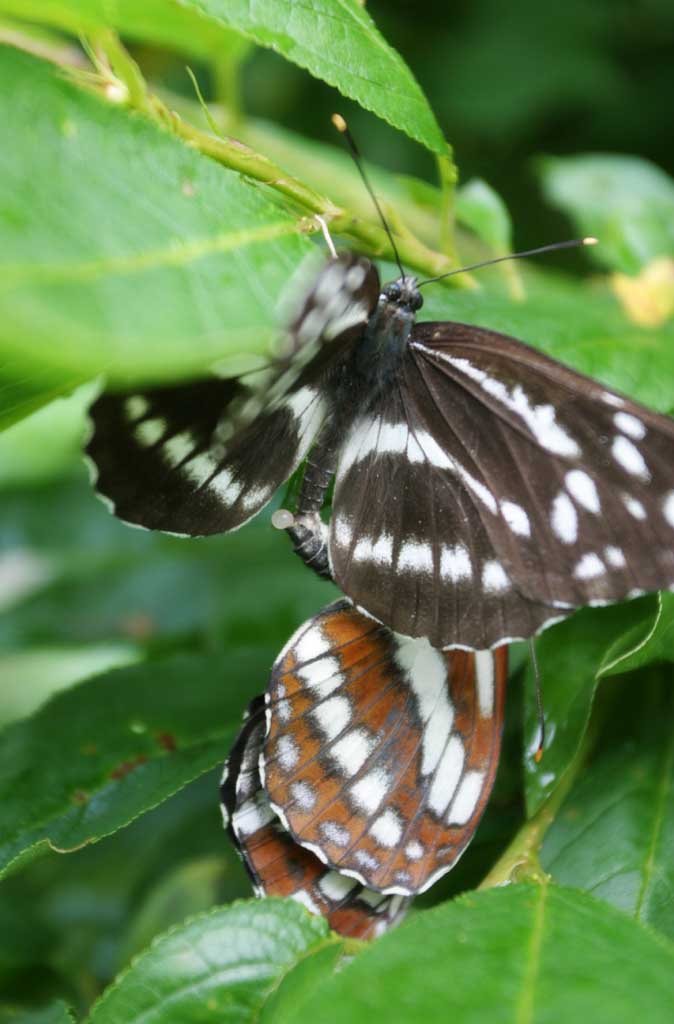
[{"x1": 611, "y1": 258, "x2": 674, "y2": 327}]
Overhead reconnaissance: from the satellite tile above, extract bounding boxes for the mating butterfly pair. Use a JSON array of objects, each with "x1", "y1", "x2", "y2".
[
  {"x1": 87, "y1": 244, "x2": 674, "y2": 935},
  {"x1": 220, "y1": 599, "x2": 506, "y2": 937}
]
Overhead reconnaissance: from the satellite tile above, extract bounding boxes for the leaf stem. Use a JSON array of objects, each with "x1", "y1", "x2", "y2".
[{"x1": 479, "y1": 723, "x2": 595, "y2": 889}]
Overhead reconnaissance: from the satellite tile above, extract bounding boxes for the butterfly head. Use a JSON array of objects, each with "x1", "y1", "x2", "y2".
[{"x1": 382, "y1": 277, "x2": 423, "y2": 313}]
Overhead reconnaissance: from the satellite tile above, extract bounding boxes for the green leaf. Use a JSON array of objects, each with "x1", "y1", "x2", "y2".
[
  {"x1": 0, "y1": 47, "x2": 313, "y2": 419},
  {"x1": 0, "y1": 0, "x2": 246, "y2": 60},
  {"x1": 0, "y1": 1004, "x2": 75, "y2": 1024},
  {"x1": 2, "y1": 0, "x2": 445, "y2": 154},
  {"x1": 455, "y1": 178, "x2": 512, "y2": 252},
  {"x1": 523, "y1": 599, "x2": 660, "y2": 816},
  {"x1": 258, "y1": 943, "x2": 347, "y2": 1024},
  {"x1": 542, "y1": 672, "x2": 674, "y2": 940},
  {"x1": 0, "y1": 385, "x2": 95, "y2": 484},
  {"x1": 0, "y1": 477, "x2": 335, "y2": 650},
  {"x1": 280, "y1": 884, "x2": 674, "y2": 1022},
  {"x1": 421, "y1": 266, "x2": 674, "y2": 414},
  {"x1": 538, "y1": 154, "x2": 674, "y2": 272},
  {"x1": 86, "y1": 899, "x2": 339, "y2": 1024},
  {"x1": 599, "y1": 592, "x2": 674, "y2": 677},
  {"x1": 0, "y1": 649, "x2": 272, "y2": 878}
]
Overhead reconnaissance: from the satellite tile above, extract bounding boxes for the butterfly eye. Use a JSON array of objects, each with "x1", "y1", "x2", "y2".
[
  {"x1": 386, "y1": 282, "x2": 401, "y2": 301},
  {"x1": 411, "y1": 292, "x2": 424, "y2": 311}
]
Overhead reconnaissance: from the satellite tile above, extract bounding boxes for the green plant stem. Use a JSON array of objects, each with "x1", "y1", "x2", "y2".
[
  {"x1": 85, "y1": 33, "x2": 472, "y2": 286},
  {"x1": 479, "y1": 728, "x2": 594, "y2": 889}
]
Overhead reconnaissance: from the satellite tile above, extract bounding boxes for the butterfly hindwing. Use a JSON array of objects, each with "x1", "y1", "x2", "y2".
[
  {"x1": 221, "y1": 696, "x2": 410, "y2": 939},
  {"x1": 262, "y1": 599, "x2": 507, "y2": 894}
]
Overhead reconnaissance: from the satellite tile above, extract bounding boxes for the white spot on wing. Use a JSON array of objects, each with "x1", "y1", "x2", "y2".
[
  {"x1": 350, "y1": 767, "x2": 390, "y2": 814},
  {"x1": 320, "y1": 821, "x2": 350, "y2": 847},
  {"x1": 482, "y1": 560, "x2": 509, "y2": 593},
  {"x1": 394, "y1": 638, "x2": 452, "y2": 777},
  {"x1": 330, "y1": 729, "x2": 373, "y2": 777},
  {"x1": 622, "y1": 493, "x2": 647, "y2": 520},
  {"x1": 501, "y1": 501, "x2": 531, "y2": 537},
  {"x1": 233, "y1": 796, "x2": 275, "y2": 838},
  {"x1": 291, "y1": 889, "x2": 321, "y2": 915},
  {"x1": 474, "y1": 650, "x2": 495, "y2": 716},
  {"x1": 611, "y1": 435, "x2": 650, "y2": 480},
  {"x1": 318, "y1": 872, "x2": 358, "y2": 901},
  {"x1": 211, "y1": 468, "x2": 244, "y2": 506},
  {"x1": 183, "y1": 451, "x2": 218, "y2": 488},
  {"x1": 565, "y1": 470, "x2": 601, "y2": 513},
  {"x1": 290, "y1": 780, "x2": 316, "y2": 811},
  {"x1": 370, "y1": 809, "x2": 403, "y2": 848},
  {"x1": 397, "y1": 541, "x2": 433, "y2": 574},
  {"x1": 162, "y1": 431, "x2": 195, "y2": 468},
  {"x1": 405, "y1": 840, "x2": 424, "y2": 861},
  {"x1": 276, "y1": 735, "x2": 300, "y2": 771},
  {"x1": 447, "y1": 770, "x2": 485, "y2": 825},
  {"x1": 551, "y1": 491, "x2": 578, "y2": 544},
  {"x1": 614, "y1": 411, "x2": 646, "y2": 440},
  {"x1": 313, "y1": 695, "x2": 351, "y2": 742},
  {"x1": 427, "y1": 736, "x2": 464, "y2": 815},
  {"x1": 604, "y1": 545, "x2": 627, "y2": 568},
  {"x1": 664, "y1": 492, "x2": 674, "y2": 527},
  {"x1": 135, "y1": 417, "x2": 165, "y2": 446},
  {"x1": 440, "y1": 544, "x2": 472, "y2": 582},
  {"x1": 125, "y1": 395, "x2": 150, "y2": 422},
  {"x1": 574, "y1": 553, "x2": 605, "y2": 580}
]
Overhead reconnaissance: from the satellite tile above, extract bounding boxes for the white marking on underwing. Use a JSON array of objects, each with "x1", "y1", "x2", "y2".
[
  {"x1": 405, "y1": 840, "x2": 424, "y2": 861},
  {"x1": 614, "y1": 411, "x2": 646, "y2": 440},
  {"x1": 276, "y1": 734, "x2": 300, "y2": 771},
  {"x1": 297, "y1": 654, "x2": 343, "y2": 698},
  {"x1": 295, "y1": 624, "x2": 331, "y2": 665},
  {"x1": 565, "y1": 470, "x2": 601, "y2": 513},
  {"x1": 333, "y1": 515, "x2": 353, "y2": 548},
  {"x1": 501, "y1": 501, "x2": 531, "y2": 537},
  {"x1": 283, "y1": 387, "x2": 325, "y2": 459},
  {"x1": 622, "y1": 493, "x2": 647, "y2": 520},
  {"x1": 394, "y1": 637, "x2": 453, "y2": 776},
  {"x1": 354, "y1": 849, "x2": 380, "y2": 871},
  {"x1": 318, "y1": 872, "x2": 358, "y2": 901},
  {"x1": 440, "y1": 544, "x2": 472, "y2": 582},
  {"x1": 313, "y1": 261, "x2": 346, "y2": 304},
  {"x1": 611, "y1": 435, "x2": 650, "y2": 480},
  {"x1": 324, "y1": 300, "x2": 369, "y2": 340},
  {"x1": 135, "y1": 417, "x2": 165, "y2": 446},
  {"x1": 240, "y1": 483, "x2": 272, "y2": 511},
  {"x1": 551, "y1": 490, "x2": 578, "y2": 544},
  {"x1": 320, "y1": 821, "x2": 351, "y2": 847},
  {"x1": 330, "y1": 728, "x2": 373, "y2": 777},
  {"x1": 604, "y1": 545, "x2": 627, "y2": 568},
  {"x1": 291, "y1": 890, "x2": 321, "y2": 915},
  {"x1": 574, "y1": 553, "x2": 606, "y2": 580},
  {"x1": 313, "y1": 695, "x2": 351, "y2": 741},
  {"x1": 427, "y1": 736, "x2": 464, "y2": 815},
  {"x1": 370, "y1": 809, "x2": 403, "y2": 848},
  {"x1": 397, "y1": 540, "x2": 434, "y2": 574},
  {"x1": 233, "y1": 796, "x2": 275, "y2": 837},
  {"x1": 482, "y1": 560, "x2": 509, "y2": 593},
  {"x1": 474, "y1": 650, "x2": 495, "y2": 716},
  {"x1": 290, "y1": 780, "x2": 317, "y2": 812},
  {"x1": 350, "y1": 767, "x2": 390, "y2": 815},
  {"x1": 447, "y1": 770, "x2": 485, "y2": 825}
]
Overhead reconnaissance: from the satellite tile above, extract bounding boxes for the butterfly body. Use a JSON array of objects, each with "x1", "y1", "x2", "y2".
[{"x1": 87, "y1": 251, "x2": 674, "y2": 650}]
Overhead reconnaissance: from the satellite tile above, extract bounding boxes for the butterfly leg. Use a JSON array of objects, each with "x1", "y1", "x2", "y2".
[{"x1": 272, "y1": 427, "x2": 338, "y2": 580}]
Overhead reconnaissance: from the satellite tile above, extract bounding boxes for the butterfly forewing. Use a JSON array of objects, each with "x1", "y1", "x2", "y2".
[
  {"x1": 262, "y1": 599, "x2": 507, "y2": 894},
  {"x1": 86, "y1": 252, "x2": 379, "y2": 536},
  {"x1": 221, "y1": 697, "x2": 410, "y2": 939},
  {"x1": 329, "y1": 318, "x2": 674, "y2": 649}
]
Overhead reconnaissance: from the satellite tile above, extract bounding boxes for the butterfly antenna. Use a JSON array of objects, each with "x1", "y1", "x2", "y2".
[
  {"x1": 417, "y1": 236, "x2": 598, "y2": 287},
  {"x1": 529, "y1": 637, "x2": 546, "y2": 763},
  {"x1": 331, "y1": 113, "x2": 406, "y2": 281}
]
